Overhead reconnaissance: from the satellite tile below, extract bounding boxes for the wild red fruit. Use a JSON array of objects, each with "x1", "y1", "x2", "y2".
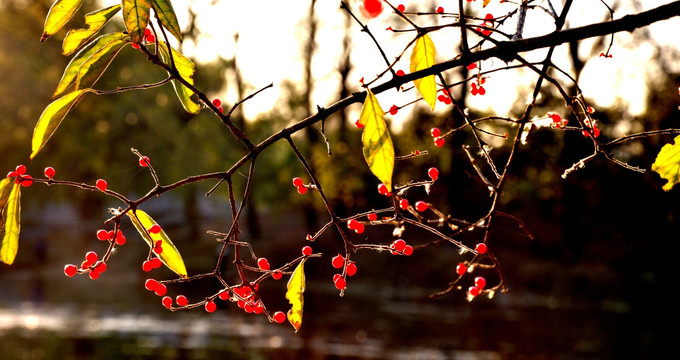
[
  {"x1": 89, "y1": 270, "x2": 101, "y2": 280},
  {"x1": 297, "y1": 186, "x2": 308, "y2": 194},
  {"x1": 292, "y1": 177, "x2": 304, "y2": 187},
  {"x1": 332, "y1": 254, "x2": 344, "y2": 269},
  {"x1": 475, "y1": 243, "x2": 487, "y2": 254},
  {"x1": 205, "y1": 300, "x2": 217, "y2": 313},
  {"x1": 131, "y1": 43, "x2": 141, "y2": 49},
  {"x1": 162, "y1": 296, "x2": 173, "y2": 308},
  {"x1": 272, "y1": 270, "x2": 283, "y2": 280},
  {"x1": 367, "y1": 213, "x2": 377, "y2": 221},
  {"x1": 392, "y1": 239, "x2": 406, "y2": 252},
  {"x1": 355, "y1": 119, "x2": 364, "y2": 128},
  {"x1": 148, "y1": 224, "x2": 161, "y2": 234},
  {"x1": 430, "y1": 128, "x2": 441, "y2": 138},
  {"x1": 139, "y1": 156, "x2": 150, "y2": 167},
  {"x1": 415, "y1": 201, "x2": 428, "y2": 212},
  {"x1": 218, "y1": 290, "x2": 230, "y2": 301},
  {"x1": 456, "y1": 263, "x2": 467, "y2": 275},
  {"x1": 95, "y1": 262, "x2": 107, "y2": 273},
  {"x1": 436, "y1": 6, "x2": 444, "y2": 14},
  {"x1": 142, "y1": 260, "x2": 154, "y2": 272},
  {"x1": 468, "y1": 286, "x2": 480, "y2": 297},
  {"x1": 396, "y1": 69, "x2": 405, "y2": 76},
  {"x1": 475, "y1": 276, "x2": 487, "y2": 289},
  {"x1": 403, "y1": 245, "x2": 414, "y2": 256},
  {"x1": 95, "y1": 179, "x2": 107, "y2": 192},
  {"x1": 302, "y1": 246, "x2": 313, "y2": 256},
  {"x1": 389, "y1": 105, "x2": 399, "y2": 115},
  {"x1": 377, "y1": 183, "x2": 391, "y2": 196},
  {"x1": 150, "y1": 257, "x2": 162, "y2": 269},
  {"x1": 115, "y1": 231, "x2": 126, "y2": 245},
  {"x1": 64, "y1": 264, "x2": 77, "y2": 277},
  {"x1": 96, "y1": 229, "x2": 110, "y2": 241},
  {"x1": 85, "y1": 251, "x2": 98, "y2": 264},
  {"x1": 361, "y1": 0, "x2": 383, "y2": 18},
  {"x1": 212, "y1": 98, "x2": 222, "y2": 107},
  {"x1": 257, "y1": 258, "x2": 271, "y2": 270},
  {"x1": 154, "y1": 283, "x2": 167, "y2": 297},
  {"x1": 434, "y1": 137, "x2": 445, "y2": 147},
  {"x1": 346, "y1": 262, "x2": 357, "y2": 277},
  {"x1": 145, "y1": 279, "x2": 159, "y2": 291},
  {"x1": 467, "y1": 63, "x2": 477, "y2": 70},
  {"x1": 19, "y1": 175, "x2": 33, "y2": 187},
  {"x1": 153, "y1": 244, "x2": 163, "y2": 255},
  {"x1": 273, "y1": 311, "x2": 286, "y2": 323},
  {"x1": 44, "y1": 167, "x2": 55, "y2": 179},
  {"x1": 397, "y1": 4, "x2": 405, "y2": 12},
  {"x1": 399, "y1": 199, "x2": 409, "y2": 210},
  {"x1": 334, "y1": 276, "x2": 347, "y2": 290},
  {"x1": 15, "y1": 165, "x2": 27, "y2": 175},
  {"x1": 428, "y1": 167, "x2": 439, "y2": 181}
]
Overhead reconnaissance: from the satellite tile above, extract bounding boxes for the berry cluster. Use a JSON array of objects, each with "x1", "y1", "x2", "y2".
[
  {"x1": 6, "y1": 165, "x2": 33, "y2": 187},
  {"x1": 212, "y1": 98, "x2": 224, "y2": 114},
  {"x1": 390, "y1": 239, "x2": 414, "y2": 255},
  {"x1": 292, "y1": 177, "x2": 308, "y2": 194},
  {"x1": 331, "y1": 254, "x2": 357, "y2": 290},
  {"x1": 347, "y1": 219, "x2": 365, "y2": 234},
  {"x1": 430, "y1": 128, "x2": 445, "y2": 147},
  {"x1": 475, "y1": 13, "x2": 494, "y2": 37},
  {"x1": 131, "y1": 28, "x2": 156, "y2": 49}
]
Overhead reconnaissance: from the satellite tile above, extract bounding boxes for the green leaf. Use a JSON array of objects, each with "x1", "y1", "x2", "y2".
[
  {"x1": 62, "y1": 5, "x2": 122, "y2": 56},
  {"x1": 409, "y1": 34, "x2": 437, "y2": 110},
  {"x1": 360, "y1": 89, "x2": 395, "y2": 192},
  {"x1": 31, "y1": 89, "x2": 90, "y2": 160},
  {"x1": 285, "y1": 259, "x2": 306, "y2": 332},
  {"x1": 75, "y1": 38, "x2": 128, "y2": 90},
  {"x1": 126, "y1": 209, "x2": 188, "y2": 278},
  {"x1": 53, "y1": 32, "x2": 129, "y2": 99},
  {"x1": 152, "y1": 0, "x2": 183, "y2": 42},
  {"x1": 1, "y1": 183, "x2": 21, "y2": 265},
  {"x1": 41, "y1": 0, "x2": 86, "y2": 42},
  {"x1": 123, "y1": 0, "x2": 153, "y2": 44},
  {"x1": 158, "y1": 41, "x2": 200, "y2": 114},
  {"x1": 652, "y1": 134, "x2": 680, "y2": 191}
]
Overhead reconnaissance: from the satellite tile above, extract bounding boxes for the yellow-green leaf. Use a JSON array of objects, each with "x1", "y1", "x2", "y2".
[
  {"x1": 31, "y1": 89, "x2": 90, "y2": 160},
  {"x1": 152, "y1": 0, "x2": 183, "y2": 42},
  {"x1": 285, "y1": 259, "x2": 306, "y2": 332},
  {"x1": 409, "y1": 34, "x2": 437, "y2": 110},
  {"x1": 0, "y1": 178, "x2": 12, "y2": 217},
  {"x1": 1, "y1": 183, "x2": 21, "y2": 265},
  {"x1": 75, "y1": 38, "x2": 127, "y2": 90},
  {"x1": 158, "y1": 41, "x2": 200, "y2": 114},
  {"x1": 62, "y1": 5, "x2": 122, "y2": 56},
  {"x1": 53, "y1": 32, "x2": 129, "y2": 99},
  {"x1": 41, "y1": 0, "x2": 86, "y2": 42},
  {"x1": 123, "y1": 0, "x2": 153, "y2": 43},
  {"x1": 652, "y1": 134, "x2": 680, "y2": 191},
  {"x1": 126, "y1": 209, "x2": 188, "y2": 278},
  {"x1": 360, "y1": 89, "x2": 395, "y2": 192}
]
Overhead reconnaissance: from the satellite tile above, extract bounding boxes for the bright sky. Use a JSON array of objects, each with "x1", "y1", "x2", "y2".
[{"x1": 100, "y1": 0, "x2": 680, "y2": 132}]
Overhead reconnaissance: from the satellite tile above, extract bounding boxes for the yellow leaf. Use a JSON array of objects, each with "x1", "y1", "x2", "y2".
[
  {"x1": 285, "y1": 259, "x2": 306, "y2": 332},
  {"x1": 75, "y1": 38, "x2": 128, "y2": 90},
  {"x1": 126, "y1": 209, "x2": 188, "y2": 277},
  {"x1": 152, "y1": 0, "x2": 183, "y2": 42},
  {"x1": 483, "y1": 0, "x2": 492, "y2": 7},
  {"x1": 0, "y1": 178, "x2": 12, "y2": 216},
  {"x1": 1, "y1": 183, "x2": 21, "y2": 265},
  {"x1": 158, "y1": 41, "x2": 200, "y2": 114},
  {"x1": 122, "y1": 0, "x2": 153, "y2": 44},
  {"x1": 54, "y1": 32, "x2": 129, "y2": 99},
  {"x1": 41, "y1": 0, "x2": 86, "y2": 42},
  {"x1": 360, "y1": 89, "x2": 395, "y2": 192},
  {"x1": 409, "y1": 34, "x2": 437, "y2": 110},
  {"x1": 652, "y1": 134, "x2": 680, "y2": 191},
  {"x1": 62, "y1": 5, "x2": 122, "y2": 56},
  {"x1": 31, "y1": 89, "x2": 90, "y2": 160}
]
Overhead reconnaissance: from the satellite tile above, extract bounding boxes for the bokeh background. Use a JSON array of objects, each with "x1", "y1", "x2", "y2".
[{"x1": 2, "y1": 0, "x2": 680, "y2": 359}]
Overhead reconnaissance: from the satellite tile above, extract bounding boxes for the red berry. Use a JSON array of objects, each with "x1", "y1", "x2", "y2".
[
  {"x1": 346, "y1": 262, "x2": 357, "y2": 277},
  {"x1": 95, "y1": 262, "x2": 107, "y2": 273},
  {"x1": 272, "y1": 270, "x2": 283, "y2": 280},
  {"x1": 273, "y1": 311, "x2": 286, "y2": 323},
  {"x1": 475, "y1": 243, "x2": 487, "y2": 254},
  {"x1": 468, "y1": 286, "x2": 480, "y2": 297},
  {"x1": 217, "y1": 106, "x2": 224, "y2": 113},
  {"x1": 292, "y1": 177, "x2": 304, "y2": 187},
  {"x1": 392, "y1": 239, "x2": 406, "y2": 252},
  {"x1": 7, "y1": 171, "x2": 17, "y2": 178},
  {"x1": 415, "y1": 201, "x2": 428, "y2": 212},
  {"x1": 399, "y1": 199, "x2": 409, "y2": 210},
  {"x1": 145, "y1": 33, "x2": 155, "y2": 43},
  {"x1": 257, "y1": 258, "x2": 271, "y2": 271},
  {"x1": 549, "y1": 113, "x2": 562, "y2": 123},
  {"x1": 430, "y1": 127, "x2": 441, "y2": 138},
  {"x1": 436, "y1": 6, "x2": 444, "y2": 14},
  {"x1": 139, "y1": 156, "x2": 150, "y2": 167},
  {"x1": 115, "y1": 232, "x2": 126, "y2": 245},
  {"x1": 15, "y1": 165, "x2": 27, "y2": 175},
  {"x1": 361, "y1": 0, "x2": 384, "y2": 18},
  {"x1": 85, "y1": 251, "x2": 98, "y2": 263},
  {"x1": 95, "y1": 179, "x2": 107, "y2": 192},
  {"x1": 355, "y1": 119, "x2": 364, "y2": 128},
  {"x1": 403, "y1": 245, "x2": 414, "y2": 256},
  {"x1": 347, "y1": 219, "x2": 358, "y2": 230},
  {"x1": 96, "y1": 229, "x2": 109, "y2": 241},
  {"x1": 302, "y1": 246, "x2": 313, "y2": 256},
  {"x1": 478, "y1": 86, "x2": 486, "y2": 96},
  {"x1": 64, "y1": 264, "x2": 77, "y2": 277},
  {"x1": 89, "y1": 270, "x2": 101, "y2": 280},
  {"x1": 205, "y1": 300, "x2": 217, "y2": 313},
  {"x1": 161, "y1": 296, "x2": 173, "y2": 308},
  {"x1": 397, "y1": 4, "x2": 405, "y2": 12},
  {"x1": 244, "y1": 302, "x2": 255, "y2": 313},
  {"x1": 19, "y1": 175, "x2": 33, "y2": 187},
  {"x1": 145, "y1": 279, "x2": 159, "y2": 291},
  {"x1": 456, "y1": 263, "x2": 467, "y2": 275},
  {"x1": 475, "y1": 276, "x2": 487, "y2": 289},
  {"x1": 434, "y1": 137, "x2": 445, "y2": 147},
  {"x1": 218, "y1": 290, "x2": 230, "y2": 301},
  {"x1": 334, "y1": 277, "x2": 347, "y2": 290},
  {"x1": 254, "y1": 303, "x2": 264, "y2": 314},
  {"x1": 142, "y1": 260, "x2": 154, "y2": 272},
  {"x1": 154, "y1": 283, "x2": 167, "y2": 296},
  {"x1": 396, "y1": 70, "x2": 405, "y2": 77},
  {"x1": 389, "y1": 105, "x2": 399, "y2": 115},
  {"x1": 153, "y1": 245, "x2": 163, "y2": 255},
  {"x1": 467, "y1": 63, "x2": 477, "y2": 70},
  {"x1": 212, "y1": 98, "x2": 222, "y2": 107},
  {"x1": 354, "y1": 222, "x2": 365, "y2": 234},
  {"x1": 297, "y1": 185, "x2": 308, "y2": 194},
  {"x1": 148, "y1": 224, "x2": 161, "y2": 234},
  {"x1": 44, "y1": 167, "x2": 55, "y2": 179},
  {"x1": 332, "y1": 254, "x2": 344, "y2": 269},
  {"x1": 377, "y1": 183, "x2": 391, "y2": 196},
  {"x1": 150, "y1": 257, "x2": 162, "y2": 269},
  {"x1": 367, "y1": 213, "x2": 377, "y2": 221},
  {"x1": 131, "y1": 43, "x2": 141, "y2": 49},
  {"x1": 428, "y1": 167, "x2": 439, "y2": 181}
]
